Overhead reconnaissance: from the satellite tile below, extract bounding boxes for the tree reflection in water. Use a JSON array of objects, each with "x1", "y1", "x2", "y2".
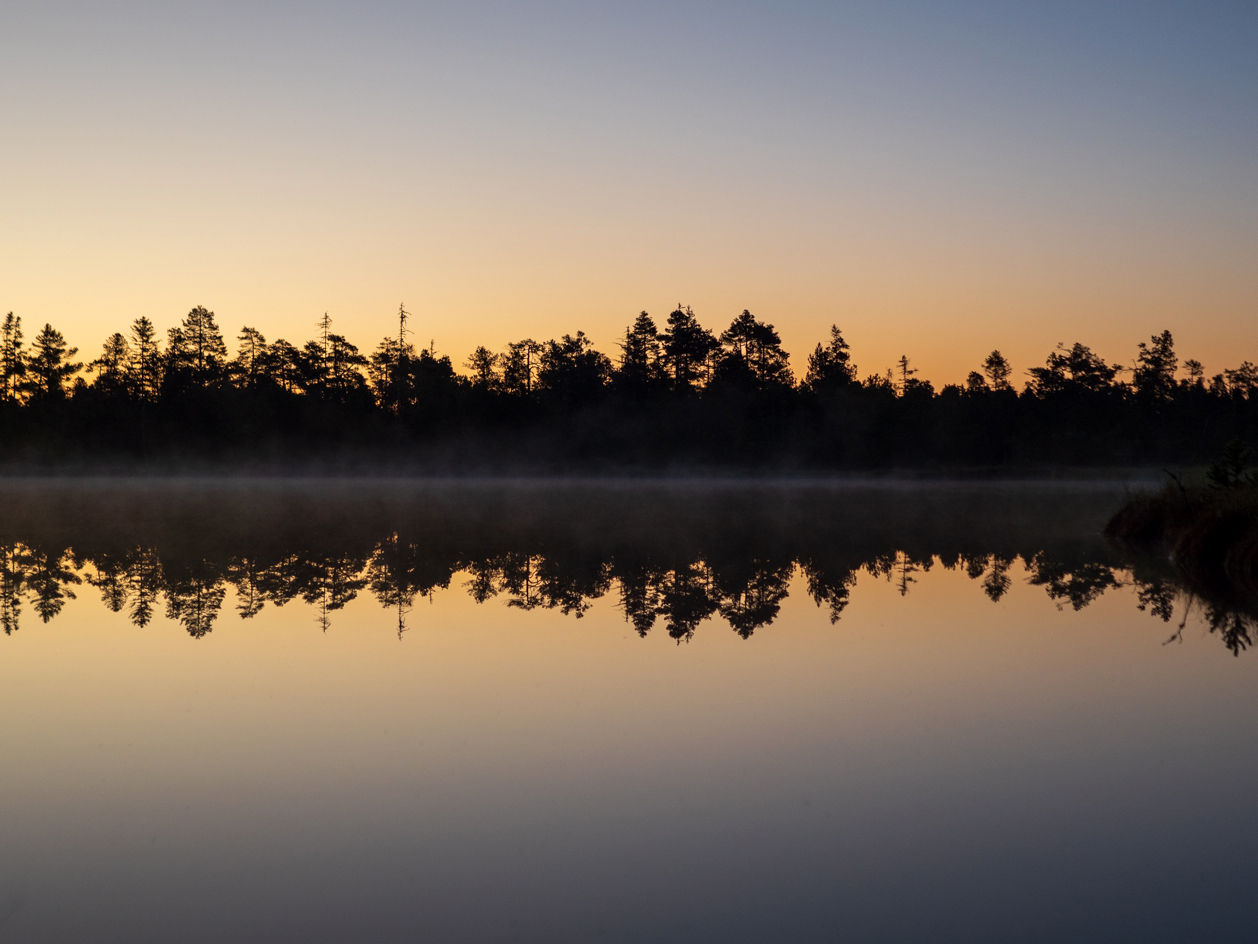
[{"x1": 0, "y1": 481, "x2": 1252, "y2": 652}]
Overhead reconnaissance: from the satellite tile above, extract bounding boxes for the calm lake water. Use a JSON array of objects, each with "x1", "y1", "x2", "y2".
[{"x1": 1, "y1": 480, "x2": 1255, "y2": 943}]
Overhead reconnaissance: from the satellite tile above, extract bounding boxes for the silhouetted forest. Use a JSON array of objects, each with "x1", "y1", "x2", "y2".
[
  {"x1": 1, "y1": 306, "x2": 1255, "y2": 469},
  {"x1": 0, "y1": 481, "x2": 1250, "y2": 652}
]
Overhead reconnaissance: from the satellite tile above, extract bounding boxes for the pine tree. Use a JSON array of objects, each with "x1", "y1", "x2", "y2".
[
  {"x1": 22, "y1": 323, "x2": 82, "y2": 401},
  {"x1": 266, "y1": 339, "x2": 304, "y2": 393},
  {"x1": 500, "y1": 339, "x2": 543, "y2": 397},
  {"x1": 539, "y1": 332, "x2": 611, "y2": 404},
  {"x1": 176, "y1": 306, "x2": 228, "y2": 384},
  {"x1": 1183, "y1": 359, "x2": 1205, "y2": 387},
  {"x1": 1028, "y1": 343, "x2": 1117, "y2": 396},
  {"x1": 661, "y1": 306, "x2": 717, "y2": 391},
  {"x1": 300, "y1": 314, "x2": 336, "y2": 394},
  {"x1": 465, "y1": 346, "x2": 500, "y2": 389},
  {"x1": 1133, "y1": 330, "x2": 1177, "y2": 401},
  {"x1": 1224, "y1": 361, "x2": 1258, "y2": 397},
  {"x1": 717, "y1": 311, "x2": 792, "y2": 388},
  {"x1": 326, "y1": 334, "x2": 367, "y2": 399},
  {"x1": 88, "y1": 333, "x2": 131, "y2": 395},
  {"x1": 369, "y1": 337, "x2": 416, "y2": 412},
  {"x1": 982, "y1": 351, "x2": 1012, "y2": 391},
  {"x1": 233, "y1": 327, "x2": 268, "y2": 387}
]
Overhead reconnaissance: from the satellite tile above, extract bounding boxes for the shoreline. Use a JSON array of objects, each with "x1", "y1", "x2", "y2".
[
  {"x1": 0, "y1": 466, "x2": 1167, "y2": 486},
  {"x1": 1106, "y1": 483, "x2": 1258, "y2": 579}
]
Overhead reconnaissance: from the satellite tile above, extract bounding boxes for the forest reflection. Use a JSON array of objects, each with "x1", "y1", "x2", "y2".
[{"x1": 0, "y1": 481, "x2": 1252, "y2": 652}]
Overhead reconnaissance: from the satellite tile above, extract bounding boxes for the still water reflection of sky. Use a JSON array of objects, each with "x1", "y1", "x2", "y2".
[{"x1": 0, "y1": 483, "x2": 1255, "y2": 942}]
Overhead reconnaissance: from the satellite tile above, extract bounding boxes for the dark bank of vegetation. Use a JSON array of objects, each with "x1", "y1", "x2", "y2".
[
  {"x1": 1106, "y1": 440, "x2": 1258, "y2": 594},
  {"x1": 1, "y1": 480, "x2": 1253, "y2": 653},
  {"x1": 2, "y1": 304, "x2": 1257, "y2": 471}
]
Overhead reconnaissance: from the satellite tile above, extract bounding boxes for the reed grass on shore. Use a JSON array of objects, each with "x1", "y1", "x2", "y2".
[{"x1": 1105, "y1": 479, "x2": 1258, "y2": 577}]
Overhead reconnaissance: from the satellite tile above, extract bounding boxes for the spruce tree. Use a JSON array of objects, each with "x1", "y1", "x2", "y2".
[
  {"x1": 616, "y1": 312, "x2": 664, "y2": 389},
  {"x1": 0, "y1": 312, "x2": 25, "y2": 402},
  {"x1": 128, "y1": 317, "x2": 162, "y2": 400},
  {"x1": 805, "y1": 325, "x2": 855, "y2": 393}
]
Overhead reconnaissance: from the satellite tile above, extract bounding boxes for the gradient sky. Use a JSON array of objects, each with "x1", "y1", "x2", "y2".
[{"x1": 3, "y1": 1, "x2": 1256, "y2": 384}]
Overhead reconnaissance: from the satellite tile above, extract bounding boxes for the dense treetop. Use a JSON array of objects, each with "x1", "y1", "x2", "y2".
[{"x1": 0, "y1": 305, "x2": 1255, "y2": 468}]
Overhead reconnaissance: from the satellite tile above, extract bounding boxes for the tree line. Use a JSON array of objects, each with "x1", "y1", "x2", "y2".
[{"x1": 1, "y1": 304, "x2": 1256, "y2": 467}]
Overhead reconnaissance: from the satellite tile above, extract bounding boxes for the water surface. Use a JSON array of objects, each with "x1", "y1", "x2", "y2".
[{"x1": 0, "y1": 480, "x2": 1254, "y2": 942}]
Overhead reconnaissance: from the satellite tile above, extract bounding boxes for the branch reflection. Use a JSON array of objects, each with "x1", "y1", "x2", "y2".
[{"x1": 0, "y1": 482, "x2": 1251, "y2": 652}]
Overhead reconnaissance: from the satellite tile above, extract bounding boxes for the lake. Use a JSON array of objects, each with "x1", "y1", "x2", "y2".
[{"x1": 0, "y1": 479, "x2": 1254, "y2": 942}]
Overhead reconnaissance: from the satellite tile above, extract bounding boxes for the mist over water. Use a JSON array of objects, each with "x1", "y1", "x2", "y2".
[{"x1": 1, "y1": 480, "x2": 1256, "y2": 942}]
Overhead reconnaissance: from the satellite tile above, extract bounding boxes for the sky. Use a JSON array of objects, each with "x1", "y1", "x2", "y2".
[{"x1": 2, "y1": 1, "x2": 1256, "y2": 385}]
